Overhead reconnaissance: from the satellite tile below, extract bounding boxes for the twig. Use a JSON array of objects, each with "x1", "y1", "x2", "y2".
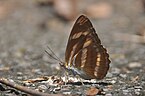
[
  {"x1": 0, "y1": 78, "x2": 63, "y2": 96},
  {"x1": 0, "y1": 67, "x2": 10, "y2": 71}
]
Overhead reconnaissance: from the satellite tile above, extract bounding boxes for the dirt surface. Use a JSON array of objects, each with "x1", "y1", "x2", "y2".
[{"x1": 0, "y1": 0, "x2": 145, "y2": 95}]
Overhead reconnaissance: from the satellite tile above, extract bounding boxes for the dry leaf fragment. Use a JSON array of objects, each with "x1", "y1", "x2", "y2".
[
  {"x1": 54, "y1": 0, "x2": 78, "y2": 20},
  {"x1": 131, "y1": 76, "x2": 139, "y2": 83},
  {"x1": 0, "y1": 67, "x2": 10, "y2": 71},
  {"x1": 23, "y1": 76, "x2": 50, "y2": 83},
  {"x1": 107, "y1": 85, "x2": 113, "y2": 90},
  {"x1": 85, "y1": 2, "x2": 112, "y2": 19},
  {"x1": 86, "y1": 87, "x2": 101, "y2": 96}
]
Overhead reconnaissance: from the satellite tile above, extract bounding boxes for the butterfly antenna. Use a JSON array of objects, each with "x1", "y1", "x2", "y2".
[
  {"x1": 45, "y1": 50, "x2": 59, "y2": 61},
  {"x1": 46, "y1": 46, "x2": 63, "y2": 63}
]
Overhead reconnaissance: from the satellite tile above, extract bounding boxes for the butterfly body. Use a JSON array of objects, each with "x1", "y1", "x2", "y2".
[
  {"x1": 61, "y1": 15, "x2": 111, "y2": 80},
  {"x1": 64, "y1": 64, "x2": 93, "y2": 80}
]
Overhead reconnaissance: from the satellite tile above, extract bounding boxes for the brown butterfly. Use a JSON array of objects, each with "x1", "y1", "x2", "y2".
[{"x1": 47, "y1": 15, "x2": 110, "y2": 80}]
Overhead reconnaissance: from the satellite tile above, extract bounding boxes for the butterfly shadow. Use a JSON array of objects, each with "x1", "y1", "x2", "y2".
[{"x1": 66, "y1": 81, "x2": 112, "y2": 86}]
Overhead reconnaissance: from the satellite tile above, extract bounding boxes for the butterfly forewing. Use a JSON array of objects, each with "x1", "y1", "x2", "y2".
[
  {"x1": 65, "y1": 15, "x2": 110, "y2": 80},
  {"x1": 65, "y1": 15, "x2": 100, "y2": 65}
]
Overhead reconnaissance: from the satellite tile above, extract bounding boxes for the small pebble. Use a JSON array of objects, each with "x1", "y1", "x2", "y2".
[
  {"x1": 8, "y1": 79, "x2": 14, "y2": 83},
  {"x1": 134, "y1": 86, "x2": 142, "y2": 89},
  {"x1": 85, "y1": 87, "x2": 100, "y2": 96},
  {"x1": 118, "y1": 81, "x2": 125, "y2": 84},
  {"x1": 103, "y1": 88, "x2": 109, "y2": 92},
  {"x1": 32, "y1": 69, "x2": 42, "y2": 75},
  {"x1": 53, "y1": 86, "x2": 61, "y2": 91},
  {"x1": 38, "y1": 85, "x2": 48, "y2": 92},
  {"x1": 135, "y1": 89, "x2": 141, "y2": 95},
  {"x1": 135, "y1": 91, "x2": 140, "y2": 95},
  {"x1": 128, "y1": 62, "x2": 142, "y2": 68},
  {"x1": 123, "y1": 90, "x2": 129, "y2": 95},
  {"x1": 135, "y1": 89, "x2": 141, "y2": 91},
  {"x1": 24, "y1": 82, "x2": 31, "y2": 86},
  {"x1": 105, "y1": 93, "x2": 113, "y2": 96},
  {"x1": 14, "y1": 51, "x2": 23, "y2": 58},
  {"x1": 17, "y1": 76, "x2": 23, "y2": 80},
  {"x1": 63, "y1": 92, "x2": 71, "y2": 95},
  {"x1": 119, "y1": 74, "x2": 127, "y2": 78},
  {"x1": 111, "y1": 68, "x2": 121, "y2": 74},
  {"x1": 128, "y1": 87, "x2": 134, "y2": 90},
  {"x1": 106, "y1": 72, "x2": 113, "y2": 78},
  {"x1": 111, "y1": 80, "x2": 116, "y2": 84},
  {"x1": 17, "y1": 72, "x2": 23, "y2": 76}
]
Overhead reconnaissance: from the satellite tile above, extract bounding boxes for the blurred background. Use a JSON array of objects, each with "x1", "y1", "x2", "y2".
[
  {"x1": 0, "y1": 0, "x2": 145, "y2": 83},
  {"x1": 0, "y1": 0, "x2": 145, "y2": 95}
]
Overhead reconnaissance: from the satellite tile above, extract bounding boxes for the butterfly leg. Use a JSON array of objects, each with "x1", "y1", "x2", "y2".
[
  {"x1": 76, "y1": 75, "x2": 84, "y2": 85},
  {"x1": 64, "y1": 71, "x2": 69, "y2": 85}
]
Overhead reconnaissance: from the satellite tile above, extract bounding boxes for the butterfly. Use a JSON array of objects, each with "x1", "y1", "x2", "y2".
[{"x1": 46, "y1": 15, "x2": 110, "y2": 80}]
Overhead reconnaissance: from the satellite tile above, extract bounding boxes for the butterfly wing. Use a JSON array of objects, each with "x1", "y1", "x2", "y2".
[
  {"x1": 74, "y1": 35, "x2": 110, "y2": 79},
  {"x1": 65, "y1": 15, "x2": 110, "y2": 79},
  {"x1": 65, "y1": 15, "x2": 101, "y2": 66}
]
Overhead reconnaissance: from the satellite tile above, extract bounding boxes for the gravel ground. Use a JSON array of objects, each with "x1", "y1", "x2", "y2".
[{"x1": 0, "y1": 0, "x2": 145, "y2": 96}]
